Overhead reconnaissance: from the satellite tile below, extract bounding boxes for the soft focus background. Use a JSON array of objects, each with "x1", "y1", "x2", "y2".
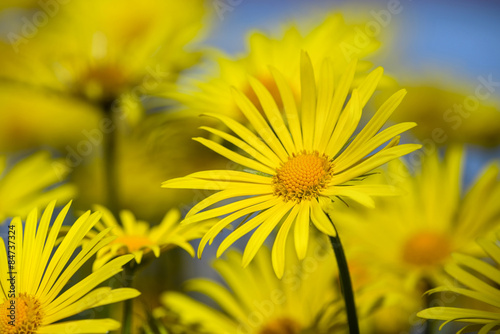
[{"x1": 0, "y1": 0, "x2": 499, "y2": 333}]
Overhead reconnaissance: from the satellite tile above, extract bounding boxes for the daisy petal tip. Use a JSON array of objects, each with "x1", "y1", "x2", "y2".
[
  {"x1": 196, "y1": 247, "x2": 203, "y2": 259},
  {"x1": 185, "y1": 247, "x2": 195, "y2": 258},
  {"x1": 407, "y1": 122, "x2": 418, "y2": 129},
  {"x1": 216, "y1": 247, "x2": 225, "y2": 259},
  {"x1": 241, "y1": 257, "x2": 251, "y2": 269},
  {"x1": 273, "y1": 263, "x2": 284, "y2": 279},
  {"x1": 125, "y1": 253, "x2": 136, "y2": 262}
]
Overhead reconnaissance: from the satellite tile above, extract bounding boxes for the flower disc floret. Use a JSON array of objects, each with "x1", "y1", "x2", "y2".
[{"x1": 273, "y1": 151, "x2": 333, "y2": 202}]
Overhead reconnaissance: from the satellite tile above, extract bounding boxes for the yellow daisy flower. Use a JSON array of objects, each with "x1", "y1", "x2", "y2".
[
  {"x1": 0, "y1": 201, "x2": 140, "y2": 333},
  {"x1": 174, "y1": 13, "x2": 385, "y2": 122},
  {"x1": 2, "y1": 0, "x2": 206, "y2": 104},
  {"x1": 90, "y1": 205, "x2": 215, "y2": 270},
  {"x1": 417, "y1": 231, "x2": 500, "y2": 333},
  {"x1": 0, "y1": 0, "x2": 207, "y2": 151},
  {"x1": 334, "y1": 146, "x2": 500, "y2": 291},
  {"x1": 156, "y1": 237, "x2": 348, "y2": 334},
  {"x1": 0, "y1": 151, "x2": 76, "y2": 223},
  {"x1": 163, "y1": 52, "x2": 421, "y2": 277}
]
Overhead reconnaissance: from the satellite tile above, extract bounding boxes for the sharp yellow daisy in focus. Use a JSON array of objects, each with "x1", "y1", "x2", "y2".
[
  {"x1": 0, "y1": 201, "x2": 139, "y2": 333},
  {"x1": 163, "y1": 52, "x2": 421, "y2": 277},
  {"x1": 0, "y1": 151, "x2": 76, "y2": 223},
  {"x1": 90, "y1": 205, "x2": 215, "y2": 270},
  {"x1": 418, "y1": 231, "x2": 500, "y2": 333},
  {"x1": 156, "y1": 241, "x2": 347, "y2": 334}
]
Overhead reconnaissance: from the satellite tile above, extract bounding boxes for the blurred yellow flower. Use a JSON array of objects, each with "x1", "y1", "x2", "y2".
[
  {"x1": 156, "y1": 237, "x2": 347, "y2": 334},
  {"x1": 0, "y1": 151, "x2": 76, "y2": 223},
  {"x1": 334, "y1": 147, "x2": 500, "y2": 291},
  {"x1": 33, "y1": 0, "x2": 206, "y2": 105},
  {"x1": 0, "y1": 201, "x2": 140, "y2": 333},
  {"x1": 90, "y1": 205, "x2": 215, "y2": 271},
  {"x1": 173, "y1": 13, "x2": 386, "y2": 122},
  {"x1": 418, "y1": 231, "x2": 500, "y2": 333},
  {"x1": 0, "y1": 0, "x2": 208, "y2": 150},
  {"x1": 163, "y1": 53, "x2": 420, "y2": 277},
  {"x1": 375, "y1": 85, "x2": 500, "y2": 147}
]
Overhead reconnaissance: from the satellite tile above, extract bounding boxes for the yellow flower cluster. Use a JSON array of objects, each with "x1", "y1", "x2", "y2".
[{"x1": 0, "y1": 2, "x2": 499, "y2": 334}]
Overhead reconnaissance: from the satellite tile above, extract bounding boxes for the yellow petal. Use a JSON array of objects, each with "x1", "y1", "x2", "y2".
[
  {"x1": 217, "y1": 199, "x2": 284, "y2": 257},
  {"x1": 300, "y1": 51, "x2": 317, "y2": 151},
  {"x1": 272, "y1": 205, "x2": 300, "y2": 278},
  {"x1": 294, "y1": 201, "x2": 310, "y2": 260},
  {"x1": 242, "y1": 201, "x2": 294, "y2": 267},
  {"x1": 231, "y1": 88, "x2": 288, "y2": 162},
  {"x1": 194, "y1": 137, "x2": 276, "y2": 175},
  {"x1": 318, "y1": 58, "x2": 358, "y2": 152},
  {"x1": 248, "y1": 76, "x2": 296, "y2": 155},
  {"x1": 270, "y1": 66, "x2": 303, "y2": 151}
]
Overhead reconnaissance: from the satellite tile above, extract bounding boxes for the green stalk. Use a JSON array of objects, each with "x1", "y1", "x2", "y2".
[
  {"x1": 102, "y1": 105, "x2": 119, "y2": 214},
  {"x1": 327, "y1": 215, "x2": 359, "y2": 334},
  {"x1": 102, "y1": 101, "x2": 131, "y2": 332},
  {"x1": 121, "y1": 264, "x2": 135, "y2": 334}
]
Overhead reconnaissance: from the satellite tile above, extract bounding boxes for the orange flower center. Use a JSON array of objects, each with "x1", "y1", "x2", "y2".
[
  {"x1": 0, "y1": 293, "x2": 43, "y2": 334},
  {"x1": 258, "y1": 317, "x2": 302, "y2": 334},
  {"x1": 272, "y1": 152, "x2": 333, "y2": 202},
  {"x1": 402, "y1": 231, "x2": 452, "y2": 266},
  {"x1": 113, "y1": 235, "x2": 155, "y2": 253}
]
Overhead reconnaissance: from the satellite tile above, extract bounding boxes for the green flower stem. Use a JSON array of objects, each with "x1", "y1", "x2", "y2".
[
  {"x1": 327, "y1": 216, "x2": 359, "y2": 334},
  {"x1": 102, "y1": 102, "x2": 119, "y2": 214},
  {"x1": 121, "y1": 263, "x2": 135, "y2": 334}
]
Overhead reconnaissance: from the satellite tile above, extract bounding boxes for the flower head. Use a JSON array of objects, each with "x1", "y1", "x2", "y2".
[
  {"x1": 90, "y1": 205, "x2": 215, "y2": 270},
  {"x1": 334, "y1": 146, "x2": 500, "y2": 291},
  {"x1": 0, "y1": 0, "x2": 207, "y2": 152},
  {"x1": 0, "y1": 201, "x2": 139, "y2": 333},
  {"x1": 163, "y1": 52, "x2": 420, "y2": 277},
  {"x1": 0, "y1": 151, "x2": 76, "y2": 223},
  {"x1": 417, "y1": 231, "x2": 500, "y2": 333},
  {"x1": 1, "y1": 0, "x2": 206, "y2": 105}
]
